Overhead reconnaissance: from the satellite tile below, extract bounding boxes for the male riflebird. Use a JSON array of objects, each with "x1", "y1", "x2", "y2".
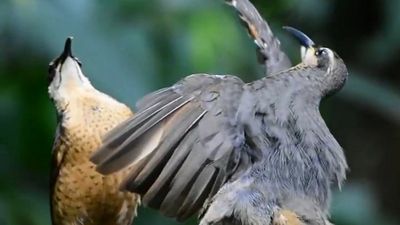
[{"x1": 91, "y1": 26, "x2": 348, "y2": 225}]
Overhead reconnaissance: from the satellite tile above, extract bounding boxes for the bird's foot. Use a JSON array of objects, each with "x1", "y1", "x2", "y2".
[
  {"x1": 272, "y1": 212, "x2": 288, "y2": 225},
  {"x1": 273, "y1": 209, "x2": 304, "y2": 225}
]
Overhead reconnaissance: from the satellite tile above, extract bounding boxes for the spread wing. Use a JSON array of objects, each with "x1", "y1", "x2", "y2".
[
  {"x1": 226, "y1": 0, "x2": 291, "y2": 74},
  {"x1": 91, "y1": 74, "x2": 257, "y2": 221}
]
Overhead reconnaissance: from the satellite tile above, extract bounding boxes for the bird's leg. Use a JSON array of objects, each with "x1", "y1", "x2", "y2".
[
  {"x1": 200, "y1": 181, "x2": 274, "y2": 225},
  {"x1": 272, "y1": 212, "x2": 288, "y2": 225}
]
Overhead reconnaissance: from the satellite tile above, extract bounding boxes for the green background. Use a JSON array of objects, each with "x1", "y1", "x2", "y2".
[{"x1": 0, "y1": 0, "x2": 399, "y2": 224}]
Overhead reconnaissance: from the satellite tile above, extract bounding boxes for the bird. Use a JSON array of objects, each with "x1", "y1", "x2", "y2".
[
  {"x1": 226, "y1": 2, "x2": 330, "y2": 224},
  {"x1": 48, "y1": 37, "x2": 140, "y2": 225},
  {"x1": 212, "y1": 0, "x2": 330, "y2": 225},
  {"x1": 90, "y1": 22, "x2": 348, "y2": 225},
  {"x1": 214, "y1": 2, "x2": 336, "y2": 224}
]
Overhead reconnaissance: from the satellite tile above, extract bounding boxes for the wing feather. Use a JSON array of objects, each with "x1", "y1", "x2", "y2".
[
  {"x1": 92, "y1": 91, "x2": 180, "y2": 164},
  {"x1": 125, "y1": 103, "x2": 206, "y2": 194},
  {"x1": 225, "y1": 0, "x2": 291, "y2": 74},
  {"x1": 136, "y1": 87, "x2": 171, "y2": 109},
  {"x1": 94, "y1": 96, "x2": 193, "y2": 173},
  {"x1": 177, "y1": 166, "x2": 218, "y2": 221},
  {"x1": 159, "y1": 142, "x2": 211, "y2": 217},
  {"x1": 140, "y1": 127, "x2": 199, "y2": 208},
  {"x1": 91, "y1": 75, "x2": 256, "y2": 220}
]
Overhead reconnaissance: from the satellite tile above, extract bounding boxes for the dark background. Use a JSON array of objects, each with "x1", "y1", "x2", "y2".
[{"x1": 0, "y1": 0, "x2": 399, "y2": 224}]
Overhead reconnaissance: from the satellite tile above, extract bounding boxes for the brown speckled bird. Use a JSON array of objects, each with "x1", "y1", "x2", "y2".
[{"x1": 48, "y1": 37, "x2": 140, "y2": 225}]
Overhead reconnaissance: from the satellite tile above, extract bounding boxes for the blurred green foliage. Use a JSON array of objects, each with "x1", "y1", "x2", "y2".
[{"x1": 0, "y1": 0, "x2": 399, "y2": 225}]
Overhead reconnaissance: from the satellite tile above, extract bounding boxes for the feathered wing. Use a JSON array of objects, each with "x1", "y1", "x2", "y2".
[
  {"x1": 225, "y1": 0, "x2": 291, "y2": 74},
  {"x1": 91, "y1": 74, "x2": 256, "y2": 221}
]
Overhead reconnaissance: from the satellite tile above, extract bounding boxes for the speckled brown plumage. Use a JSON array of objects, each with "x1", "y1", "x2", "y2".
[{"x1": 48, "y1": 38, "x2": 140, "y2": 225}]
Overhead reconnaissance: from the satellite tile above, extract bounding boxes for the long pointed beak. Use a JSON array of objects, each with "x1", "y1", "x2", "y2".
[
  {"x1": 283, "y1": 26, "x2": 319, "y2": 65},
  {"x1": 283, "y1": 26, "x2": 315, "y2": 48},
  {"x1": 59, "y1": 37, "x2": 74, "y2": 63}
]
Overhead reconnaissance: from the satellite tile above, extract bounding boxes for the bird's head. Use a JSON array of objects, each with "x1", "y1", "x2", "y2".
[
  {"x1": 48, "y1": 37, "x2": 94, "y2": 108},
  {"x1": 283, "y1": 27, "x2": 348, "y2": 97}
]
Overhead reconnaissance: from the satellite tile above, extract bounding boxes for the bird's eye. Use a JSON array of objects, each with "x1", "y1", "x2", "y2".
[{"x1": 315, "y1": 49, "x2": 326, "y2": 56}]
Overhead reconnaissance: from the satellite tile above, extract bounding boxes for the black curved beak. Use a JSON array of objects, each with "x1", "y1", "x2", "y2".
[
  {"x1": 283, "y1": 26, "x2": 315, "y2": 48},
  {"x1": 48, "y1": 37, "x2": 76, "y2": 84},
  {"x1": 58, "y1": 37, "x2": 74, "y2": 64}
]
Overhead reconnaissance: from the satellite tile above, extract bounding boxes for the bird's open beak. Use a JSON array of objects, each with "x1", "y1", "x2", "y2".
[
  {"x1": 52, "y1": 36, "x2": 82, "y2": 68},
  {"x1": 283, "y1": 26, "x2": 318, "y2": 65},
  {"x1": 48, "y1": 37, "x2": 74, "y2": 84}
]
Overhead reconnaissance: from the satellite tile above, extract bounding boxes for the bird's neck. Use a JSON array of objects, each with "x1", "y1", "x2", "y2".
[
  {"x1": 51, "y1": 84, "x2": 106, "y2": 128},
  {"x1": 50, "y1": 80, "x2": 97, "y2": 114}
]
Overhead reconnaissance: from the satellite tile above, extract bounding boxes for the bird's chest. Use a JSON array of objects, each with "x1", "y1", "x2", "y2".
[
  {"x1": 51, "y1": 102, "x2": 137, "y2": 225},
  {"x1": 245, "y1": 117, "x2": 331, "y2": 208},
  {"x1": 57, "y1": 119, "x2": 104, "y2": 162},
  {"x1": 250, "y1": 135, "x2": 331, "y2": 209},
  {"x1": 52, "y1": 135, "x2": 136, "y2": 225}
]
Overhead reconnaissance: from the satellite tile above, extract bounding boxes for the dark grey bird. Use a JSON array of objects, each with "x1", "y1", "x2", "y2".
[
  {"x1": 90, "y1": 24, "x2": 348, "y2": 225},
  {"x1": 225, "y1": 0, "x2": 292, "y2": 75}
]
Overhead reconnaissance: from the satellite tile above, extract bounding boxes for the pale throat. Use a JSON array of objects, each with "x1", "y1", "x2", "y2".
[{"x1": 49, "y1": 59, "x2": 95, "y2": 112}]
